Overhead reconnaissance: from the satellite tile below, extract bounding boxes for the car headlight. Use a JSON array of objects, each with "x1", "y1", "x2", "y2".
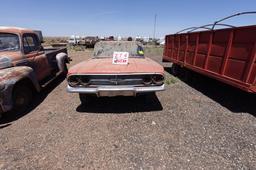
[
  {"x1": 143, "y1": 76, "x2": 152, "y2": 85},
  {"x1": 79, "y1": 77, "x2": 90, "y2": 86},
  {"x1": 68, "y1": 76, "x2": 80, "y2": 87},
  {"x1": 68, "y1": 76, "x2": 90, "y2": 87},
  {"x1": 152, "y1": 75, "x2": 164, "y2": 85}
]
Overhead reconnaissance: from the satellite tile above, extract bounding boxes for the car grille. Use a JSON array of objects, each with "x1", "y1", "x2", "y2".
[
  {"x1": 68, "y1": 74, "x2": 164, "y2": 87},
  {"x1": 88, "y1": 75, "x2": 144, "y2": 86}
]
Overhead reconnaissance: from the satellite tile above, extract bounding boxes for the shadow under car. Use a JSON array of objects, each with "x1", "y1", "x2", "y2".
[
  {"x1": 76, "y1": 93, "x2": 163, "y2": 114},
  {"x1": 0, "y1": 75, "x2": 66, "y2": 126}
]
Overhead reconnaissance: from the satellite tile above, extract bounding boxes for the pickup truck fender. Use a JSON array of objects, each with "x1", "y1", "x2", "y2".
[
  {"x1": 0, "y1": 66, "x2": 40, "y2": 113},
  {"x1": 56, "y1": 52, "x2": 68, "y2": 72}
]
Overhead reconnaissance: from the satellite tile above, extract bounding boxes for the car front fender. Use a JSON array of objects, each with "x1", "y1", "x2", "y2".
[{"x1": 0, "y1": 66, "x2": 40, "y2": 113}]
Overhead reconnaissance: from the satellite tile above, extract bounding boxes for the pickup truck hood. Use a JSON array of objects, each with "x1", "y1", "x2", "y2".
[
  {"x1": 68, "y1": 57, "x2": 164, "y2": 75},
  {"x1": 0, "y1": 51, "x2": 22, "y2": 60},
  {"x1": 0, "y1": 66, "x2": 32, "y2": 82},
  {"x1": 0, "y1": 51, "x2": 22, "y2": 69}
]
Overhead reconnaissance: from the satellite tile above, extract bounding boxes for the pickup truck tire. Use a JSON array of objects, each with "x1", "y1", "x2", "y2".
[{"x1": 12, "y1": 83, "x2": 33, "y2": 112}]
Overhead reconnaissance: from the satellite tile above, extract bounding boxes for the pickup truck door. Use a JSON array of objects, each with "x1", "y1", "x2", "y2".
[{"x1": 22, "y1": 33, "x2": 52, "y2": 82}]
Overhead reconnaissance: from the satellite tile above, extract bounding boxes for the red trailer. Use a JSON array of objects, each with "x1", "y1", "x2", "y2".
[{"x1": 163, "y1": 12, "x2": 256, "y2": 93}]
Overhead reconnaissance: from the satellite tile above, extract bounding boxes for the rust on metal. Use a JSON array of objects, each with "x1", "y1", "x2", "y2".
[
  {"x1": 164, "y1": 25, "x2": 256, "y2": 93},
  {"x1": 0, "y1": 27, "x2": 69, "y2": 113},
  {"x1": 163, "y1": 12, "x2": 256, "y2": 93}
]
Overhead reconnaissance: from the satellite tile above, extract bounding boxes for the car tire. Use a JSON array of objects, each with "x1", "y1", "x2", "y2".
[
  {"x1": 79, "y1": 94, "x2": 87, "y2": 104},
  {"x1": 138, "y1": 92, "x2": 155, "y2": 101},
  {"x1": 12, "y1": 83, "x2": 33, "y2": 112},
  {"x1": 79, "y1": 94, "x2": 96, "y2": 105}
]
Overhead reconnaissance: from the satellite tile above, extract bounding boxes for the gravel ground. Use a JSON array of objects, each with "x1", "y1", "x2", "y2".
[{"x1": 0, "y1": 49, "x2": 256, "y2": 170}]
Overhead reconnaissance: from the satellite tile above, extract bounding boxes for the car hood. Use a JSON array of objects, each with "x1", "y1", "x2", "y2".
[
  {"x1": 68, "y1": 57, "x2": 164, "y2": 75},
  {"x1": 0, "y1": 51, "x2": 22, "y2": 69},
  {"x1": 0, "y1": 51, "x2": 22, "y2": 59}
]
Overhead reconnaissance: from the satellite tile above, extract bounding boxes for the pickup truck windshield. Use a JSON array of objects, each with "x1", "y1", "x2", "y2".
[
  {"x1": 93, "y1": 41, "x2": 144, "y2": 58},
  {"x1": 0, "y1": 33, "x2": 20, "y2": 52}
]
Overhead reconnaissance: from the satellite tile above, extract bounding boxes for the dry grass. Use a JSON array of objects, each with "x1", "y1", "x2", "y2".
[
  {"x1": 43, "y1": 36, "x2": 68, "y2": 46},
  {"x1": 144, "y1": 45, "x2": 164, "y2": 57}
]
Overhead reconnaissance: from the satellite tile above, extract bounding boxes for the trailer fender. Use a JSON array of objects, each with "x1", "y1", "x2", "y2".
[
  {"x1": 56, "y1": 52, "x2": 68, "y2": 73},
  {"x1": 0, "y1": 66, "x2": 40, "y2": 112}
]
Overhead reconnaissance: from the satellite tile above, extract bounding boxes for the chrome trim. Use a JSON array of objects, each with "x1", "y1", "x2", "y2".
[
  {"x1": 67, "y1": 74, "x2": 165, "y2": 87},
  {"x1": 67, "y1": 84, "x2": 165, "y2": 96},
  {"x1": 67, "y1": 73, "x2": 164, "y2": 76}
]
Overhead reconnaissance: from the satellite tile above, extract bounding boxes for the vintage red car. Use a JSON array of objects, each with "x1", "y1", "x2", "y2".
[{"x1": 67, "y1": 41, "x2": 165, "y2": 103}]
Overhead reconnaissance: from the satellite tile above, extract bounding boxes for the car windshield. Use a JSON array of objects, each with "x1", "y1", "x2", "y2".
[
  {"x1": 0, "y1": 33, "x2": 20, "y2": 52},
  {"x1": 93, "y1": 41, "x2": 144, "y2": 58}
]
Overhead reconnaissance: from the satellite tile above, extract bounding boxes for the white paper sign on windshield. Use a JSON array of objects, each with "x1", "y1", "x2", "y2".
[{"x1": 112, "y1": 52, "x2": 129, "y2": 65}]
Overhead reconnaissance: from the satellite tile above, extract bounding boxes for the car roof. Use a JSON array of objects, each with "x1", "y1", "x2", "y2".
[{"x1": 0, "y1": 27, "x2": 35, "y2": 34}]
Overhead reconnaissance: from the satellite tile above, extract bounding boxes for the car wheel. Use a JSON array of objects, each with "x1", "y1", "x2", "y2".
[
  {"x1": 79, "y1": 94, "x2": 96, "y2": 105},
  {"x1": 79, "y1": 94, "x2": 87, "y2": 104},
  {"x1": 138, "y1": 92, "x2": 155, "y2": 101},
  {"x1": 12, "y1": 84, "x2": 33, "y2": 112}
]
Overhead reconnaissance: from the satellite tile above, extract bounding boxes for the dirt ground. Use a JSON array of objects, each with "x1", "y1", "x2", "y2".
[{"x1": 0, "y1": 48, "x2": 256, "y2": 170}]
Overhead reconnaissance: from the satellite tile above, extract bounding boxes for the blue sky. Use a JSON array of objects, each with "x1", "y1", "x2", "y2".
[{"x1": 0, "y1": 0, "x2": 255, "y2": 37}]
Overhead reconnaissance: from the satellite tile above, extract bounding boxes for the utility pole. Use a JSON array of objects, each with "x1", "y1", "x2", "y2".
[{"x1": 153, "y1": 14, "x2": 157, "y2": 40}]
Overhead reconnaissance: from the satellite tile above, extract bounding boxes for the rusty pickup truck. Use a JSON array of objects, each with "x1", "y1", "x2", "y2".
[{"x1": 0, "y1": 27, "x2": 69, "y2": 115}]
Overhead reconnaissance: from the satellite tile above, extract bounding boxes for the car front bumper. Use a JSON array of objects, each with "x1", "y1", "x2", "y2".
[{"x1": 67, "y1": 84, "x2": 165, "y2": 97}]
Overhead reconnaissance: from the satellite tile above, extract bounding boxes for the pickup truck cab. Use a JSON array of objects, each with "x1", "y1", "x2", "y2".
[{"x1": 0, "y1": 27, "x2": 69, "y2": 115}]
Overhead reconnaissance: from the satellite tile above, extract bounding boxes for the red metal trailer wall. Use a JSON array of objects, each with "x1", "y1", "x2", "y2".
[{"x1": 163, "y1": 25, "x2": 256, "y2": 93}]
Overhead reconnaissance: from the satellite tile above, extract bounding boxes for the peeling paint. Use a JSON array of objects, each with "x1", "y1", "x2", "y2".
[
  {"x1": 0, "y1": 56, "x2": 12, "y2": 69},
  {"x1": 0, "y1": 27, "x2": 69, "y2": 113},
  {"x1": 0, "y1": 66, "x2": 39, "y2": 113}
]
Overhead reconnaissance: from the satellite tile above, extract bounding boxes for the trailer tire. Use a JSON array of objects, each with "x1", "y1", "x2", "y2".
[{"x1": 171, "y1": 64, "x2": 180, "y2": 76}]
